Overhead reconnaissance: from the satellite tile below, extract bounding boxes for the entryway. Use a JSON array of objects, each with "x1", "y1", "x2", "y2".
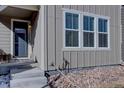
[{"x1": 12, "y1": 20, "x2": 29, "y2": 58}]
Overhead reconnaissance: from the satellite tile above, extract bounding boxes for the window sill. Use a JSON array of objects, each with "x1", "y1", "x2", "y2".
[{"x1": 62, "y1": 47, "x2": 111, "y2": 52}]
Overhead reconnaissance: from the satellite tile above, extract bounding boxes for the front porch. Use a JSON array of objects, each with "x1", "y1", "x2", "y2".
[
  {"x1": 0, "y1": 5, "x2": 47, "y2": 88},
  {"x1": 0, "y1": 59, "x2": 47, "y2": 88},
  {"x1": 0, "y1": 5, "x2": 39, "y2": 64}
]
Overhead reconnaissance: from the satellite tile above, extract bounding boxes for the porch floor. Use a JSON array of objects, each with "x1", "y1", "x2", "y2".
[{"x1": 0, "y1": 59, "x2": 35, "y2": 67}]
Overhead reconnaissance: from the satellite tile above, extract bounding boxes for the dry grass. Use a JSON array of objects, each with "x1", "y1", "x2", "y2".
[{"x1": 49, "y1": 65, "x2": 124, "y2": 88}]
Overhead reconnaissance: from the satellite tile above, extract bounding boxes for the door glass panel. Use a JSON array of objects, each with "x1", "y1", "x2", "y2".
[{"x1": 14, "y1": 28, "x2": 28, "y2": 57}]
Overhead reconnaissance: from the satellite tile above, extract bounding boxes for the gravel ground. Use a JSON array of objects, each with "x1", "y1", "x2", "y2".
[
  {"x1": 0, "y1": 74, "x2": 10, "y2": 88},
  {"x1": 0, "y1": 67, "x2": 10, "y2": 88},
  {"x1": 49, "y1": 65, "x2": 124, "y2": 88}
]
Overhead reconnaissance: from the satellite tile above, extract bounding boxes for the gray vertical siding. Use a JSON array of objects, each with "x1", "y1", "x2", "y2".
[
  {"x1": 47, "y1": 6, "x2": 56, "y2": 70},
  {"x1": 56, "y1": 5, "x2": 63, "y2": 70},
  {"x1": 121, "y1": 6, "x2": 124, "y2": 62},
  {"x1": 0, "y1": 16, "x2": 11, "y2": 54},
  {"x1": 44, "y1": 5, "x2": 121, "y2": 71}
]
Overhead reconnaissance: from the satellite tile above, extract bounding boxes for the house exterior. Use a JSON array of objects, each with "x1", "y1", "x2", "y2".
[{"x1": 0, "y1": 5, "x2": 121, "y2": 71}]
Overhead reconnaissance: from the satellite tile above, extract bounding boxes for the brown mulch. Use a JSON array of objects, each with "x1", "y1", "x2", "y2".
[{"x1": 48, "y1": 65, "x2": 124, "y2": 88}]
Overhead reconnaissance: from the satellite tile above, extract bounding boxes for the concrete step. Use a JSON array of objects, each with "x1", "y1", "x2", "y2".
[
  {"x1": 10, "y1": 76, "x2": 47, "y2": 88},
  {"x1": 11, "y1": 68, "x2": 44, "y2": 79},
  {"x1": 0, "y1": 67, "x2": 9, "y2": 75}
]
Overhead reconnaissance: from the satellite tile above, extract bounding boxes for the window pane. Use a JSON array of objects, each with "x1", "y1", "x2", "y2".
[
  {"x1": 66, "y1": 13, "x2": 72, "y2": 29},
  {"x1": 83, "y1": 16, "x2": 88, "y2": 30},
  {"x1": 73, "y1": 14, "x2": 79, "y2": 29},
  {"x1": 83, "y1": 16, "x2": 94, "y2": 31},
  {"x1": 98, "y1": 33, "x2": 108, "y2": 47},
  {"x1": 98, "y1": 18, "x2": 108, "y2": 32},
  {"x1": 66, "y1": 30, "x2": 79, "y2": 47},
  {"x1": 73, "y1": 31, "x2": 79, "y2": 46},
  {"x1": 90, "y1": 17, "x2": 94, "y2": 31},
  {"x1": 83, "y1": 32, "x2": 94, "y2": 47},
  {"x1": 104, "y1": 20, "x2": 107, "y2": 32}
]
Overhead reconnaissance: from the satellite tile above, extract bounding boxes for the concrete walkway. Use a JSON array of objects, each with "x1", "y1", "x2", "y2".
[{"x1": 10, "y1": 67, "x2": 47, "y2": 88}]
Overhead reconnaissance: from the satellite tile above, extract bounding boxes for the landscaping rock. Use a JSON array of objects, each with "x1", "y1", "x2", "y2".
[
  {"x1": 0, "y1": 74, "x2": 10, "y2": 88},
  {"x1": 49, "y1": 65, "x2": 124, "y2": 88}
]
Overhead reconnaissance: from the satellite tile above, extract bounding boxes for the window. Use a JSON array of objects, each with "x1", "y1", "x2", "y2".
[
  {"x1": 98, "y1": 18, "x2": 108, "y2": 47},
  {"x1": 64, "y1": 10, "x2": 109, "y2": 49},
  {"x1": 83, "y1": 16, "x2": 94, "y2": 47},
  {"x1": 65, "y1": 12, "x2": 79, "y2": 47}
]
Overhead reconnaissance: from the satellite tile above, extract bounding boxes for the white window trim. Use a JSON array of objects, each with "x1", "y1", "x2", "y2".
[
  {"x1": 11, "y1": 19, "x2": 31, "y2": 59},
  {"x1": 63, "y1": 11, "x2": 81, "y2": 48},
  {"x1": 82, "y1": 15, "x2": 96, "y2": 48},
  {"x1": 63, "y1": 9, "x2": 110, "y2": 50},
  {"x1": 96, "y1": 18, "x2": 110, "y2": 49}
]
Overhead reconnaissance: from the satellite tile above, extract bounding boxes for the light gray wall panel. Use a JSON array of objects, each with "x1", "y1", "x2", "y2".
[
  {"x1": 77, "y1": 51, "x2": 83, "y2": 67},
  {"x1": 32, "y1": 6, "x2": 46, "y2": 69},
  {"x1": 63, "y1": 5, "x2": 71, "y2": 9},
  {"x1": 77, "y1": 5, "x2": 83, "y2": 11},
  {"x1": 48, "y1": 5, "x2": 55, "y2": 17},
  {"x1": 89, "y1": 51, "x2": 96, "y2": 66},
  {"x1": 122, "y1": 6, "x2": 124, "y2": 62},
  {"x1": 83, "y1": 52, "x2": 89, "y2": 67},
  {"x1": 63, "y1": 51, "x2": 71, "y2": 68},
  {"x1": 56, "y1": 5, "x2": 63, "y2": 69},
  {"x1": 44, "y1": 6, "x2": 48, "y2": 70},
  {"x1": 0, "y1": 16, "x2": 11, "y2": 54},
  {"x1": 47, "y1": 5, "x2": 56, "y2": 70},
  {"x1": 70, "y1": 52, "x2": 78, "y2": 68},
  {"x1": 56, "y1": 5, "x2": 63, "y2": 19},
  {"x1": 95, "y1": 51, "x2": 101, "y2": 66},
  {"x1": 101, "y1": 51, "x2": 106, "y2": 65},
  {"x1": 83, "y1": 5, "x2": 90, "y2": 12},
  {"x1": 70, "y1": 5, "x2": 78, "y2": 10},
  {"x1": 115, "y1": 27, "x2": 121, "y2": 63},
  {"x1": 109, "y1": 26, "x2": 116, "y2": 64},
  {"x1": 88, "y1": 5, "x2": 96, "y2": 13},
  {"x1": 45, "y1": 5, "x2": 121, "y2": 71}
]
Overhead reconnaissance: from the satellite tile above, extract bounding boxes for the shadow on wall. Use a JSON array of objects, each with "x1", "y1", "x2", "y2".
[
  {"x1": 0, "y1": 12, "x2": 38, "y2": 44},
  {"x1": 30, "y1": 12, "x2": 38, "y2": 49},
  {"x1": 30, "y1": 12, "x2": 39, "y2": 62},
  {"x1": 0, "y1": 16, "x2": 15, "y2": 62},
  {"x1": 0, "y1": 15, "x2": 11, "y2": 29}
]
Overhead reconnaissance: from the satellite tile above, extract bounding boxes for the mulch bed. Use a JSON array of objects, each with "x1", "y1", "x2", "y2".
[{"x1": 48, "y1": 65, "x2": 124, "y2": 88}]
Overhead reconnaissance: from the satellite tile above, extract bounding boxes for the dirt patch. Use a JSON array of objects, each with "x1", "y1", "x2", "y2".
[{"x1": 48, "y1": 65, "x2": 124, "y2": 88}]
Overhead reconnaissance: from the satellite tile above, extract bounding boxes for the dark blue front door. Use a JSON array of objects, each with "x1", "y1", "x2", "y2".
[
  {"x1": 15, "y1": 28, "x2": 28, "y2": 57},
  {"x1": 13, "y1": 21, "x2": 28, "y2": 57}
]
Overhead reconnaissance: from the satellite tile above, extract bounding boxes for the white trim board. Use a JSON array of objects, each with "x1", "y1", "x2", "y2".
[{"x1": 11, "y1": 19, "x2": 31, "y2": 59}]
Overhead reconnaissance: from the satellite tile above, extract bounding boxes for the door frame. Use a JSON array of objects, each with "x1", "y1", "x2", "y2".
[{"x1": 11, "y1": 19, "x2": 31, "y2": 59}]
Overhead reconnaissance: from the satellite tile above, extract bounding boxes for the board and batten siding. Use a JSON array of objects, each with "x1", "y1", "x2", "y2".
[
  {"x1": 44, "y1": 5, "x2": 121, "y2": 71},
  {"x1": 32, "y1": 6, "x2": 45, "y2": 70},
  {"x1": 0, "y1": 15, "x2": 11, "y2": 54},
  {"x1": 121, "y1": 6, "x2": 124, "y2": 62}
]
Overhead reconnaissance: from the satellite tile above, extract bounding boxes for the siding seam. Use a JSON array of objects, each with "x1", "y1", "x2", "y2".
[
  {"x1": 54, "y1": 5, "x2": 57, "y2": 69},
  {"x1": 70, "y1": 52, "x2": 71, "y2": 68},
  {"x1": 77, "y1": 52, "x2": 78, "y2": 68},
  {"x1": 46, "y1": 6, "x2": 48, "y2": 70}
]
